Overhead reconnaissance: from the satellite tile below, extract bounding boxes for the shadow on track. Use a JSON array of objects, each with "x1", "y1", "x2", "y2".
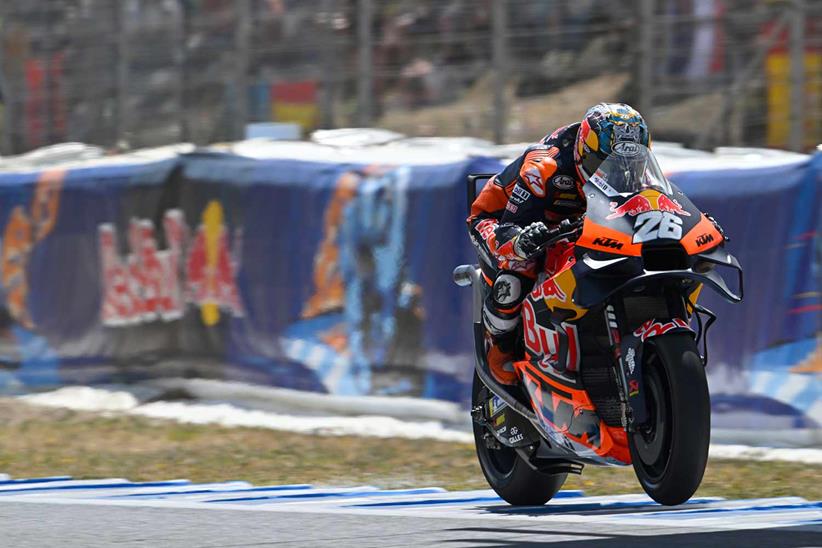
[{"x1": 440, "y1": 524, "x2": 822, "y2": 547}]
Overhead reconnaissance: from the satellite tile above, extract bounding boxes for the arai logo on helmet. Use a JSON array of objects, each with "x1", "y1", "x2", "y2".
[
  {"x1": 551, "y1": 175, "x2": 575, "y2": 190},
  {"x1": 613, "y1": 141, "x2": 641, "y2": 156}
]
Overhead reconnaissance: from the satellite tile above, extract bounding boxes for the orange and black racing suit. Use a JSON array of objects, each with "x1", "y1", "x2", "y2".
[{"x1": 467, "y1": 123, "x2": 586, "y2": 346}]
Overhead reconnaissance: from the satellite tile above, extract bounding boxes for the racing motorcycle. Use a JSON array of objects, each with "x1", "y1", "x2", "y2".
[{"x1": 454, "y1": 144, "x2": 743, "y2": 506}]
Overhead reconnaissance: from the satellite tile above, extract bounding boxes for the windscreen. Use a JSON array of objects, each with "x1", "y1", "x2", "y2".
[{"x1": 587, "y1": 144, "x2": 672, "y2": 196}]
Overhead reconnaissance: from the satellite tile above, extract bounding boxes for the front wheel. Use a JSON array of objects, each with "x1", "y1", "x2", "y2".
[
  {"x1": 629, "y1": 333, "x2": 710, "y2": 505},
  {"x1": 472, "y1": 371, "x2": 566, "y2": 506}
]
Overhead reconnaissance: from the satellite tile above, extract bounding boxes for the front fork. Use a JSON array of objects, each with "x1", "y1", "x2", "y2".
[
  {"x1": 603, "y1": 293, "x2": 714, "y2": 432},
  {"x1": 604, "y1": 301, "x2": 649, "y2": 431}
]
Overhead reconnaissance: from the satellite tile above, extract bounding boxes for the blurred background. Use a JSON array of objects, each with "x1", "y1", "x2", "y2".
[
  {"x1": 0, "y1": 0, "x2": 820, "y2": 155},
  {"x1": 0, "y1": 0, "x2": 818, "y2": 486}
]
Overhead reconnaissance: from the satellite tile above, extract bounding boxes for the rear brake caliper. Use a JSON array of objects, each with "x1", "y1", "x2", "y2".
[
  {"x1": 470, "y1": 404, "x2": 486, "y2": 426},
  {"x1": 471, "y1": 397, "x2": 502, "y2": 449}
]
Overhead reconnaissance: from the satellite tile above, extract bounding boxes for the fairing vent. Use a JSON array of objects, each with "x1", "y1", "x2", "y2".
[
  {"x1": 623, "y1": 295, "x2": 670, "y2": 332},
  {"x1": 580, "y1": 355, "x2": 623, "y2": 427},
  {"x1": 577, "y1": 317, "x2": 623, "y2": 428},
  {"x1": 642, "y1": 242, "x2": 689, "y2": 271}
]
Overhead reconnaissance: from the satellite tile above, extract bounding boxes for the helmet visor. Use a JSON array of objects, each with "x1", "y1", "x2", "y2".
[
  {"x1": 586, "y1": 144, "x2": 671, "y2": 195},
  {"x1": 579, "y1": 148, "x2": 606, "y2": 181}
]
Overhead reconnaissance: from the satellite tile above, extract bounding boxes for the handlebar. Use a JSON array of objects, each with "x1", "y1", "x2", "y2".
[{"x1": 526, "y1": 217, "x2": 585, "y2": 260}]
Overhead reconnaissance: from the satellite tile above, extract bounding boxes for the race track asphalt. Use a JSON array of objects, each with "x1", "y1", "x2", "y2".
[{"x1": 0, "y1": 478, "x2": 819, "y2": 547}]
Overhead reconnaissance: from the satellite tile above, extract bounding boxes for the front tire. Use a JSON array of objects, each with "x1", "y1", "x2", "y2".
[
  {"x1": 629, "y1": 333, "x2": 710, "y2": 505},
  {"x1": 472, "y1": 371, "x2": 566, "y2": 506}
]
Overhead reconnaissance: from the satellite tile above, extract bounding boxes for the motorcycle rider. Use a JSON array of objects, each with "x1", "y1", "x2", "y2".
[{"x1": 467, "y1": 103, "x2": 651, "y2": 384}]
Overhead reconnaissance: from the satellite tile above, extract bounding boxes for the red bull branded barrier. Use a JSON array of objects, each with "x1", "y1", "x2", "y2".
[{"x1": 0, "y1": 147, "x2": 817, "y2": 437}]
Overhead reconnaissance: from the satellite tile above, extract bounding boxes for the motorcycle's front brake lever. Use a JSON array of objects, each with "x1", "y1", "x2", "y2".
[{"x1": 525, "y1": 227, "x2": 581, "y2": 260}]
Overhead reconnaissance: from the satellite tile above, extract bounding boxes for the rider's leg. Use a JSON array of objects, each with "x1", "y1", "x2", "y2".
[
  {"x1": 483, "y1": 269, "x2": 535, "y2": 384},
  {"x1": 469, "y1": 218, "x2": 538, "y2": 384}
]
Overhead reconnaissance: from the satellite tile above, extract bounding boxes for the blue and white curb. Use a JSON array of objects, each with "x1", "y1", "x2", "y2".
[{"x1": 0, "y1": 476, "x2": 818, "y2": 531}]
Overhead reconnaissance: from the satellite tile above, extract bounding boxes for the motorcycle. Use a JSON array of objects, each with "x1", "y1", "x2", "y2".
[{"x1": 454, "y1": 144, "x2": 743, "y2": 506}]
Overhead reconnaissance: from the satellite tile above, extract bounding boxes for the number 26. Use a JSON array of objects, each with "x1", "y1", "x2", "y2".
[{"x1": 633, "y1": 211, "x2": 683, "y2": 243}]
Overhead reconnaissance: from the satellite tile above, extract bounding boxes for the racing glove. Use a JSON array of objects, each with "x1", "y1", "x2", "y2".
[
  {"x1": 705, "y1": 213, "x2": 729, "y2": 242},
  {"x1": 513, "y1": 222, "x2": 554, "y2": 259}
]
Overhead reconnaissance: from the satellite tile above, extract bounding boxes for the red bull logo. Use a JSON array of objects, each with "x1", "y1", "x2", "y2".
[
  {"x1": 187, "y1": 201, "x2": 244, "y2": 326},
  {"x1": 606, "y1": 190, "x2": 690, "y2": 219},
  {"x1": 656, "y1": 194, "x2": 690, "y2": 216},
  {"x1": 99, "y1": 202, "x2": 243, "y2": 327},
  {"x1": 606, "y1": 194, "x2": 653, "y2": 219},
  {"x1": 533, "y1": 278, "x2": 567, "y2": 302},
  {"x1": 633, "y1": 318, "x2": 691, "y2": 342}
]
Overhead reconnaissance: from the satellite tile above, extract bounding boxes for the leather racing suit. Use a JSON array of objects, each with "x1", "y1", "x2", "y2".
[{"x1": 467, "y1": 123, "x2": 586, "y2": 377}]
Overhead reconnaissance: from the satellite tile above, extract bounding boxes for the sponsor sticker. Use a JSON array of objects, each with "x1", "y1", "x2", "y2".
[
  {"x1": 553, "y1": 199, "x2": 579, "y2": 208},
  {"x1": 552, "y1": 174, "x2": 576, "y2": 190},
  {"x1": 522, "y1": 167, "x2": 546, "y2": 198},
  {"x1": 532, "y1": 278, "x2": 567, "y2": 302},
  {"x1": 696, "y1": 232, "x2": 715, "y2": 247},
  {"x1": 475, "y1": 219, "x2": 496, "y2": 241},
  {"x1": 589, "y1": 170, "x2": 620, "y2": 197},
  {"x1": 633, "y1": 318, "x2": 691, "y2": 342},
  {"x1": 607, "y1": 195, "x2": 652, "y2": 219},
  {"x1": 592, "y1": 236, "x2": 624, "y2": 250},
  {"x1": 613, "y1": 141, "x2": 641, "y2": 156},
  {"x1": 489, "y1": 395, "x2": 508, "y2": 416},
  {"x1": 625, "y1": 347, "x2": 636, "y2": 374},
  {"x1": 511, "y1": 185, "x2": 531, "y2": 204},
  {"x1": 657, "y1": 194, "x2": 691, "y2": 216}
]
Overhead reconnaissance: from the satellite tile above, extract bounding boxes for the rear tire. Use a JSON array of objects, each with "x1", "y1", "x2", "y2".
[
  {"x1": 471, "y1": 371, "x2": 566, "y2": 506},
  {"x1": 629, "y1": 333, "x2": 710, "y2": 505}
]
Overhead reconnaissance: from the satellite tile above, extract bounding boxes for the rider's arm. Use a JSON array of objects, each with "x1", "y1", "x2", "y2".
[{"x1": 494, "y1": 149, "x2": 559, "y2": 261}]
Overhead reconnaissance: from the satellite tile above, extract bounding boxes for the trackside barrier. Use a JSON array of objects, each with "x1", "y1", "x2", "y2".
[{"x1": 0, "y1": 147, "x2": 817, "y2": 434}]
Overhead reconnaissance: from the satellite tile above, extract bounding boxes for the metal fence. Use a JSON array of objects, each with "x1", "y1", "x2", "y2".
[{"x1": 1, "y1": 0, "x2": 819, "y2": 155}]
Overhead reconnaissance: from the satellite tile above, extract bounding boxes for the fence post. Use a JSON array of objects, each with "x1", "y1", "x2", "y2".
[
  {"x1": 41, "y1": 8, "x2": 54, "y2": 147},
  {"x1": 0, "y1": 66, "x2": 9, "y2": 155},
  {"x1": 234, "y1": 0, "x2": 252, "y2": 140},
  {"x1": 788, "y1": 0, "x2": 805, "y2": 151},
  {"x1": 637, "y1": 0, "x2": 654, "y2": 119},
  {"x1": 491, "y1": 0, "x2": 508, "y2": 144},
  {"x1": 116, "y1": 1, "x2": 131, "y2": 149},
  {"x1": 0, "y1": 11, "x2": 12, "y2": 155},
  {"x1": 172, "y1": 0, "x2": 187, "y2": 142},
  {"x1": 319, "y1": 0, "x2": 336, "y2": 128},
  {"x1": 356, "y1": 0, "x2": 374, "y2": 127}
]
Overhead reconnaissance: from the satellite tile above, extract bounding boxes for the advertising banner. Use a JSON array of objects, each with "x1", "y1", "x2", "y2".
[{"x1": 0, "y1": 148, "x2": 817, "y2": 433}]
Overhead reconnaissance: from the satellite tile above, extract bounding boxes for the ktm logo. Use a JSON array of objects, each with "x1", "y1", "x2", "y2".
[
  {"x1": 592, "y1": 236, "x2": 624, "y2": 250},
  {"x1": 696, "y1": 233, "x2": 714, "y2": 247}
]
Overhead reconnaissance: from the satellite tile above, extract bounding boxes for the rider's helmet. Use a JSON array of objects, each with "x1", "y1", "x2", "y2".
[{"x1": 574, "y1": 103, "x2": 651, "y2": 183}]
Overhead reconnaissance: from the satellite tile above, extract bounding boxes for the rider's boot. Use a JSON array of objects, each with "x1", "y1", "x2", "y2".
[{"x1": 486, "y1": 331, "x2": 519, "y2": 385}]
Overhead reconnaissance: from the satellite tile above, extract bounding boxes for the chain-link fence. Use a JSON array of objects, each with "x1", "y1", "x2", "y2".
[{"x1": 1, "y1": 0, "x2": 819, "y2": 155}]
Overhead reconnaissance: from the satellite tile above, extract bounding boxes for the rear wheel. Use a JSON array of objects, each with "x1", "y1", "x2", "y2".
[
  {"x1": 629, "y1": 333, "x2": 710, "y2": 505},
  {"x1": 471, "y1": 371, "x2": 566, "y2": 506}
]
